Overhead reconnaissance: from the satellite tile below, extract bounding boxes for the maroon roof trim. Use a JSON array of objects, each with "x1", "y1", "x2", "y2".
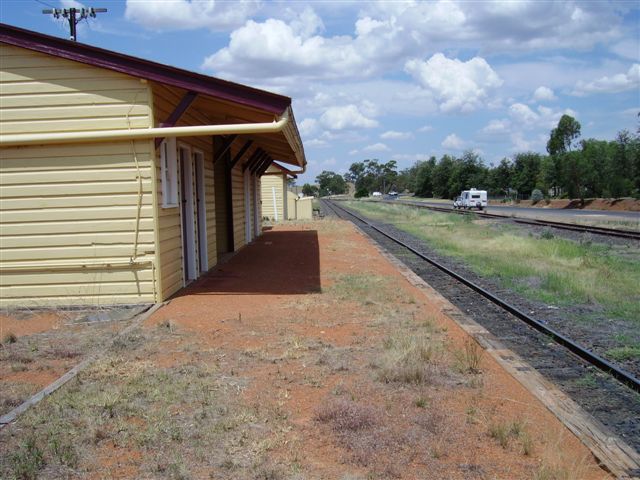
[
  {"x1": 0, "y1": 23, "x2": 290, "y2": 115},
  {"x1": 264, "y1": 161, "x2": 298, "y2": 178}
]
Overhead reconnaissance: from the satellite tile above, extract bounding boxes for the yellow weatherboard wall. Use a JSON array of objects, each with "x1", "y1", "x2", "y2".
[
  {"x1": 0, "y1": 44, "x2": 156, "y2": 306},
  {"x1": 151, "y1": 82, "x2": 217, "y2": 301},
  {"x1": 261, "y1": 166, "x2": 286, "y2": 221}
]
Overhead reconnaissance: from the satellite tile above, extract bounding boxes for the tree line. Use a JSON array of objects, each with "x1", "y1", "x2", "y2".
[{"x1": 305, "y1": 114, "x2": 640, "y2": 200}]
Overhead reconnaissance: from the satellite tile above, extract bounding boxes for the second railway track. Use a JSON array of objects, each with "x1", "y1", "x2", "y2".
[
  {"x1": 385, "y1": 198, "x2": 640, "y2": 241},
  {"x1": 322, "y1": 199, "x2": 640, "y2": 459}
]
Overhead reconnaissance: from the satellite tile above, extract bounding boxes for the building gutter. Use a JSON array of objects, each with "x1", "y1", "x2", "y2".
[{"x1": 0, "y1": 115, "x2": 289, "y2": 148}]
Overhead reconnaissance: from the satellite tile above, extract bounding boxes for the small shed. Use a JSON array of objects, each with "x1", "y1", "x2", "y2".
[
  {"x1": 0, "y1": 23, "x2": 306, "y2": 307},
  {"x1": 260, "y1": 162, "x2": 297, "y2": 221}
]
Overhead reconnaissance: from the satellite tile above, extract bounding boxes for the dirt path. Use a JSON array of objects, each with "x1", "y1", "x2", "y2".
[{"x1": 0, "y1": 220, "x2": 609, "y2": 479}]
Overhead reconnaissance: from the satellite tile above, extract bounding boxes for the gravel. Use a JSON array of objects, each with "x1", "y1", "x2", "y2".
[{"x1": 322, "y1": 199, "x2": 640, "y2": 454}]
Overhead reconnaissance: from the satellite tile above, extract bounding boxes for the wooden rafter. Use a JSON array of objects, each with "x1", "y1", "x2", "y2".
[
  {"x1": 154, "y1": 90, "x2": 198, "y2": 149},
  {"x1": 213, "y1": 134, "x2": 238, "y2": 164},
  {"x1": 229, "y1": 140, "x2": 254, "y2": 170},
  {"x1": 241, "y1": 148, "x2": 263, "y2": 172},
  {"x1": 251, "y1": 152, "x2": 270, "y2": 174},
  {"x1": 257, "y1": 156, "x2": 274, "y2": 176}
]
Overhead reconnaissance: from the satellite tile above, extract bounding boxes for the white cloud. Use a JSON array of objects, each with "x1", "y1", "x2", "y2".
[
  {"x1": 610, "y1": 40, "x2": 640, "y2": 61},
  {"x1": 533, "y1": 86, "x2": 557, "y2": 102},
  {"x1": 405, "y1": 53, "x2": 502, "y2": 113},
  {"x1": 298, "y1": 118, "x2": 319, "y2": 138},
  {"x1": 61, "y1": 0, "x2": 86, "y2": 8},
  {"x1": 381, "y1": 130, "x2": 413, "y2": 140},
  {"x1": 319, "y1": 105, "x2": 378, "y2": 130},
  {"x1": 202, "y1": 8, "x2": 385, "y2": 82},
  {"x1": 306, "y1": 138, "x2": 329, "y2": 148},
  {"x1": 363, "y1": 143, "x2": 390, "y2": 152},
  {"x1": 509, "y1": 103, "x2": 539, "y2": 126},
  {"x1": 417, "y1": 125, "x2": 433, "y2": 132},
  {"x1": 573, "y1": 64, "x2": 640, "y2": 95},
  {"x1": 349, "y1": 149, "x2": 359, "y2": 156},
  {"x1": 125, "y1": 0, "x2": 258, "y2": 31},
  {"x1": 200, "y1": 1, "x2": 627, "y2": 88},
  {"x1": 508, "y1": 103, "x2": 577, "y2": 130},
  {"x1": 442, "y1": 133, "x2": 465, "y2": 150},
  {"x1": 481, "y1": 119, "x2": 511, "y2": 135}
]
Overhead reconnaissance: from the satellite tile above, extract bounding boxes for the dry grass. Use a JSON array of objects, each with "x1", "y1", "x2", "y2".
[
  {"x1": 347, "y1": 201, "x2": 640, "y2": 327},
  {"x1": 455, "y1": 338, "x2": 485, "y2": 374}
]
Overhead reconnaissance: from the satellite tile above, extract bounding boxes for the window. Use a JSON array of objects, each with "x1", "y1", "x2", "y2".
[{"x1": 160, "y1": 137, "x2": 178, "y2": 207}]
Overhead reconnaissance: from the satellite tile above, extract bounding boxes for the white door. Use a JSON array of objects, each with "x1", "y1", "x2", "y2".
[
  {"x1": 244, "y1": 168, "x2": 252, "y2": 243},
  {"x1": 179, "y1": 146, "x2": 197, "y2": 284},
  {"x1": 194, "y1": 151, "x2": 208, "y2": 273},
  {"x1": 252, "y1": 174, "x2": 260, "y2": 237}
]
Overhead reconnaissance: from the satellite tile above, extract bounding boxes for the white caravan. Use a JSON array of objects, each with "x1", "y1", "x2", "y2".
[{"x1": 459, "y1": 188, "x2": 487, "y2": 210}]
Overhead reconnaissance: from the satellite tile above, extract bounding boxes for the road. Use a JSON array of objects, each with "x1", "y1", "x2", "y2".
[{"x1": 393, "y1": 198, "x2": 640, "y2": 222}]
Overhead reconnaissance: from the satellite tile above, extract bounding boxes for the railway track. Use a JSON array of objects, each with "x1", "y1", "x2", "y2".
[
  {"x1": 374, "y1": 198, "x2": 640, "y2": 240},
  {"x1": 321, "y1": 199, "x2": 640, "y2": 461}
]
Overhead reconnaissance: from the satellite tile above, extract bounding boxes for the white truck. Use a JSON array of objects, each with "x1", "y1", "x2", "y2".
[{"x1": 455, "y1": 188, "x2": 487, "y2": 210}]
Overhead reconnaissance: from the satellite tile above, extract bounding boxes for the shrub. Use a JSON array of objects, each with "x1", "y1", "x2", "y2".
[
  {"x1": 354, "y1": 187, "x2": 369, "y2": 198},
  {"x1": 531, "y1": 189, "x2": 544, "y2": 204}
]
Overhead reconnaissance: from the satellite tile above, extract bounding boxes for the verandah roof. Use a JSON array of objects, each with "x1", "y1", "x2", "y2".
[{"x1": 0, "y1": 23, "x2": 306, "y2": 169}]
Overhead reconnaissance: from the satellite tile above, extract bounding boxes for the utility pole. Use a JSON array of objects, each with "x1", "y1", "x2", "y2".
[{"x1": 42, "y1": 7, "x2": 107, "y2": 42}]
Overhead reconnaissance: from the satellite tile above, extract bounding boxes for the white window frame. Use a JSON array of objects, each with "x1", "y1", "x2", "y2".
[{"x1": 160, "y1": 137, "x2": 178, "y2": 208}]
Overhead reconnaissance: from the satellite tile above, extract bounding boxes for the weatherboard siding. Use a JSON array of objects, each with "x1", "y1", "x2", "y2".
[
  {"x1": 151, "y1": 83, "x2": 217, "y2": 300},
  {"x1": 261, "y1": 174, "x2": 285, "y2": 221},
  {"x1": 0, "y1": 141, "x2": 157, "y2": 307},
  {"x1": 0, "y1": 44, "x2": 152, "y2": 135},
  {"x1": 0, "y1": 44, "x2": 157, "y2": 306}
]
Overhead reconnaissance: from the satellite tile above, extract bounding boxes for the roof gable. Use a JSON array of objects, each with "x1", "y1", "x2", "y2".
[{"x1": 0, "y1": 23, "x2": 290, "y2": 115}]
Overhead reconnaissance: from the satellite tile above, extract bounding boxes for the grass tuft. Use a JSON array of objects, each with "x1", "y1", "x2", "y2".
[
  {"x1": 377, "y1": 330, "x2": 439, "y2": 385},
  {"x1": 10, "y1": 436, "x2": 45, "y2": 480},
  {"x1": 315, "y1": 399, "x2": 378, "y2": 432},
  {"x1": 455, "y1": 339, "x2": 484, "y2": 374},
  {"x1": 3, "y1": 332, "x2": 18, "y2": 345}
]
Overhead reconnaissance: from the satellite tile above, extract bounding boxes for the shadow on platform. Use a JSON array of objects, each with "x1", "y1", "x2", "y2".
[{"x1": 178, "y1": 229, "x2": 321, "y2": 296}]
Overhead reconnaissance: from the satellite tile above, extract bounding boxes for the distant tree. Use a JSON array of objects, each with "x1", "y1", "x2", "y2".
[
  {"x1": 413, "y1": 157, "x2": 437, "y2": 197},
  {"x1": 301, "y1": 183, "x2": 319, "y2": 197},
  {"x1": 547, "y1": 114, "x2": 581, "y2": 156},
  {"x1": 512, "y1": 152, "x2": 542, "y2": 197},
  {"x1": 344, "y1": 159, "x2": 398, "y2": 194},
  {"x1": 489, "y1": 158, "x2": 513, "y2": 196},
  {"x1": 546, "y1": 114, "x2": 582, "y2": 197},
  {"x1": 316, "y1": 171, "x2": 347, "y2": 196},
  {"x1": 447, "y1": 151, "x2": 487, "y2": 197},
  {"x1": 432, "y1": 155, "x2": 455, "y2": 198}
]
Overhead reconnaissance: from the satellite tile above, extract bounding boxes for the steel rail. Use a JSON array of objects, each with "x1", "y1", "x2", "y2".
[
  {"x1": 324, "y1": 199, "x2": 640, "y2": 394},
  {"x1": 385, "y1": 199, "x2": 640, "y2": 240}
]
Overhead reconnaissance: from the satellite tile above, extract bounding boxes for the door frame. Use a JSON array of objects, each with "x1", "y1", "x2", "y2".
[
  {"x1": 243, "y1": 167, "x2": 252, "y2": 243},
  {"x1": 179, "y1": 143, "x2": 197, "y2": 285},
  {"x1": 193, "y1": 149, "x2": 208, "y2": 273},
  {"x1": 252, "y1": 173, "x2": 260, "y2": 238}
]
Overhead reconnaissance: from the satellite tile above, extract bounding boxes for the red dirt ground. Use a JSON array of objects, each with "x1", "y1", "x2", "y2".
[
  {"x1": 490, "y1": 197, "x2": 640, "y2": 211},
  {"x1": 0, "y1": 220, "x2": 612, "y2": 479},
  {"x1": 140, "y1": 220, "x2": 609, "y2": 479}
]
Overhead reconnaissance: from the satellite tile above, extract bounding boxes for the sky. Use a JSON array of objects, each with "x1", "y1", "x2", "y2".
[{"x1": 1, "y1": 0, "x2": 639, "y2": 184}]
